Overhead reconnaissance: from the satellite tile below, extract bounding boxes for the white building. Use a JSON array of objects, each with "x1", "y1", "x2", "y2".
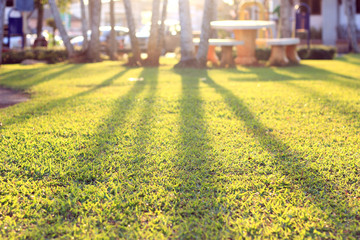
[
  {"x1": 309, "y1": 0, "x2": 360, "y2": 45},
  {"x1": 270, "y1": 0, "x2": 360, "y2": 45}
]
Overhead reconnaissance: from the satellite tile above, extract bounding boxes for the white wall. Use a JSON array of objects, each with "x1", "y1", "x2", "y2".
[
  {"x1": 309, "y1": 15, "x2": 322, "y2": 30},
  {"x1": 321, "y1": 0, "x2": 337, "y2": 45},
  {"x1": 338, "y1": 3, "x2": 360, "y2": 26}
]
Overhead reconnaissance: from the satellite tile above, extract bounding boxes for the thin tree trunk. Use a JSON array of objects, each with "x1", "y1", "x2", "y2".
[
  {"x1": 234, "y1": 0, "x2": 240, "y2": 19},
  {"x1": 34, "y1": 1, "x2": 44, "y2": 47},
  {"x1": 36, "y1": 2, "x2": 43, "y2": 38},
  {"x1": 280, "y1": 0, "x2": 293, "y2": 38},
  {"x1": 48, "y1": 0, "x2": 75, "y2": 57},
  {"x1": 345, "y1": 0, "x2": 360, "y2": 53},
  {"x1": 211, "y1": 0, "x2": 218, "y2": 38},
  {"x1": 109, "y1": 0, "x2": 117, "y2": 60},
  {"x1": 175, "y1": 0, "x2": 196, "y2": 67},
  {"x1": 52, "y1": 27, "x2": 56, "y2": 46},
  {"x1": 87, "y1": 0, "x2": 101, "y2": 62},
  {"x1": 88, "y1": 1, "x2": 93, "y2": 28},
  {"x1": 0, "y1": 0, "x2": 5, "y2": 66},
  {"x1": 145, "y1": 0, "x2": 161, "y2": 66},
  {"x1": 157, "y1": 0, "x2": 168, "y2": 57},
  {"x1": 123, "y1": 0, "x2": 141, "y2": 66},
  {"x1": 196, "y1": 0, "x2": 216, "y2": 67},
  {"x1": 80, "y1": 0, "x2": 88, "y2": 51}
]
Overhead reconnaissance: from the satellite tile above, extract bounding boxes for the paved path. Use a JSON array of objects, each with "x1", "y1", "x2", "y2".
[{"x1": 0, "y1": 87, "x2": 29, "y2": 108}]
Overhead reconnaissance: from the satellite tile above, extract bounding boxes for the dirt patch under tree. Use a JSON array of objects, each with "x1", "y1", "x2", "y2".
[{"x1": 0, "y1": 87, "x2": 30, "y2": 109}]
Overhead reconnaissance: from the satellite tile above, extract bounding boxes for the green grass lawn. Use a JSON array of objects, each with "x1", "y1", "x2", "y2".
[{"x1": 1, "y1": 55, "x2": 360, "y2": 239}]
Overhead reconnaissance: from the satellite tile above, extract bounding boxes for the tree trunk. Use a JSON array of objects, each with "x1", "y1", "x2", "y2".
[
  {"x1": 80, "y1": 0, "x2": 88, "y2": 52},
  {"x1": 233, "y1": 0, "x2": 240, "y2": 19},
  {"x1": 157, "y1": 0, "x2": 168, "y2": 57},
  {"x1": 0, "y1": 0, "x2": 5, "y2": 66},
  {"x1": 345, "y1": 0, "x2": 360, "y2": 53},
  {"x1": 196, "y1": 0, "x2": 216, "y2": 67},
  {"x1": 52, "y1": 27, "x2": 56, "y2": 46},
  {"x1": 109, "y1": 0, "x2": 117, "y2": 60},
  {"x1": 123, "y1": 0, "x2": 141, "y2": 66},
  {"x1": 280, "y1": 0, "x2": 293, "y2": 38},
  {"x1": 36, "y1": 2, "x2": 43, "y2": 38},
  {"x1": 87, "y1": 0, "x2": 102, "y2": 62},
  {"x1": 48, "y1": 0, "x2": 75, "y2": 57},
  {"x1": 88, "y1": 1, "x2": 93, "y2": 28},
  {"x1": 34, "y1": 1, "x2": 44, "y2": 47},
  {"x1": 211, "y1": 0, "x2": 218, "y2": 38},
  {"x1": 145, "y1": 0, "x2": 161, "y2": 66},
  {"x1": 175, "y1": 0, "x2": 196, "y2": 68}
]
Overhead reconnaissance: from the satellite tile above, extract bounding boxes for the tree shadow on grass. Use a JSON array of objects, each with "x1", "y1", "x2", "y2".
[
  {"x1": 169, "y1": 69, "x2": 228, "y2": 239},
  {"x1": 281, "y1": 81, "x2": 360, "y2": 126},
  {"x1": 0, "y1": 64, "x2": 82, "y2": 89},
  {"x1": 52, "y1": 68, "x2": 158, "y2": 237},
  {"x1": 64, "y1": 68, "x2": 154, "y2": 183},
  {"x1": 11, "y1": 68, "x2": 153, "y2": 239},
  {"x1": 68, "y1": 68, "x2": 227, "y2": 238},
  {"x1": 229, "y1": 64, "x2": 360, "y2": 90},
  {"x1": 3, "y1": 68, "x2": 130, "y2": 128},
  {"x1": 102, "y1": 68, "x2": 160, "y2": 237},
  {"x1": 0, "y1": 64, "x2": 64, "y2": 80},
  {"x1": 336, "y1": 54, "x2": 360, "y2": 66},
  {"x1": 2, "y1": 68, "x2": 132, "y2": 182},
  {"x1": 240, "y1": 65, "x2": 360, "y2": 126},
  {"x1": 202, "y1": 71, "x2": 359, "y2": 237},
  {"x1": 274, "y1": 64, "x2": 360, "y2": 89}
]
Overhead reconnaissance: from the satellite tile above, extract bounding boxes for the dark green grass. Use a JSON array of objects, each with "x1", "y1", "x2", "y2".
[{"x1": 0, "y1": 55, "x2": 359, "y2": 239}]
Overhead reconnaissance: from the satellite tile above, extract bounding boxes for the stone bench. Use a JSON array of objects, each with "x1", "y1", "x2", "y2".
[
  {"x1": 256, "y1": 38, "x2": 300, "y2": 66},
  {"x1": 193, "y1": 38, "x2": 244, "y2": 67}
]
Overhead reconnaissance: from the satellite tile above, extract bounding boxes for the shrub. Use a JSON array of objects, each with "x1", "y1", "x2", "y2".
[
  {"x1": 255, "y1": 46, "x2": 336, "y2": 61},
  {"x1": 1, "y1": 48, "x2": 69, "y2": 64},
  {"x1": 255, "y1": 48, "x2": 271, "y2": 61},
  {"x1": 297, "y1": 46, "x2": 336, "y2": 59}
]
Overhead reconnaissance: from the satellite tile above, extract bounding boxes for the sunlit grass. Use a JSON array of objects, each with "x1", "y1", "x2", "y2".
[{"x1": 0, "y1": 55, "x2": 359, "y2": 239}]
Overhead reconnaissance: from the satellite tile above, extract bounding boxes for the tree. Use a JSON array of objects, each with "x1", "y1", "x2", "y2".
[
  {"x1": 157, "y1": 0, "x2": 168, "y2": 56},
  {"x1": 196, "y1": 0, "x2": 217, "y2": 67},
  {"x1": 143, "y1": 0, "x2": 168, "y2": 66},
  {"x1": 279, "y1": 0, "x2": 294, "y2": 38},
  {"x1": 88, "y1": 0, "x2": 93, "y2": 27},
  {"x1": 87, "y1": 0, "x2": 102, "y2": 62},
  {"x1": 222, "y1": 0, "x2": 240, "y2": 19},
  {"x1": 108, "y1": 0, "x2": 117, "y2": 60},
  {"x1": 48, "y1": 0, "x2": 75, "y2": 57},
  {"x1": 35, "y1": 0, "x2": 44, "y2": 39},
  {"x1": 175, "y1": 0, "x2": 196, "y2": 68},
  {"x1": 0, "y1": 0, "x2": 5, "y2": 66},
  {"x1": 46, "y1": 18, "x2": 57, "y2": 46},
  {"x1": 123, "y1": 0, "x2": 141, "y2": 66},
  {"x1": 80, "y1": 0, "x2": 88, "y2": 52},
  {"x1": 345, "y1": 0, "x2": 360, "y2": 53},
  {"x1": 144, "y1": 0, "x2": 161, "y2": 66}
]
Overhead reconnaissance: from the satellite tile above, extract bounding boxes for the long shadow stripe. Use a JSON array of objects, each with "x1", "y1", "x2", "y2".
[
  {"x1": 169, "y1": 69, "x2": 227, "y2": 238},
  {"x1": 203, "y1": 72, "x2": 358, "y2": 234},
  {"x1": 3, "y1": 68, "x2": 130, "y2": 127}
]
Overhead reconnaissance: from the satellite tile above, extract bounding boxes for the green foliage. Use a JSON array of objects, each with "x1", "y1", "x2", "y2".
[
  {"x1": 56, "y1": 0, "x2": 72, "y2": 13},
  {"x1": 35, "y1": 0, "x2": 71, "y2": 12},
  {"x1": 35, "y1": 0, "x2": 48, "y2": 6},
  {"x1": 1, "y1": 49, "x2": 68, "y2": 64},
  {"x1": 297, "y1": 46, "x2": 336, "y2": 60},
  {"x1": 46, "y1": 18, "x2": 57, "y2": 30},
  {"x1": 0, "y1": 55, "x2": 360, "y2": 238},
  {"x1": 255, "y1": 46, "x2": 336, "y2": 61},
  {"x1": 255, "y1": 48, "x2": 271, "y2": 61}
]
